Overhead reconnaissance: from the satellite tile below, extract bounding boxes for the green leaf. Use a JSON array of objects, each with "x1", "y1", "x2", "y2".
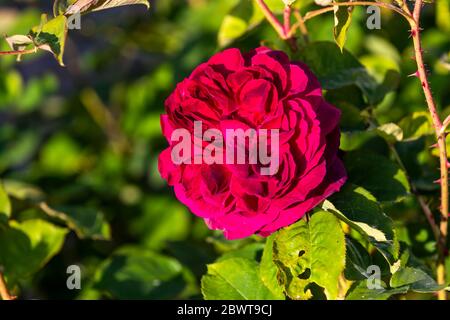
[
  {"x1": 376, "y1": 123, "x2": 404, "y2": 143},
  {"x1": 323, "y1": 184, "x2": 399, "y2": 263},
  {"x1": 217, "y1": 0, "x2": 283, "y2": 48},
  {"x1": 2, "y1": 180, "x2": 45, "y2": 203},
  {"x1": 344, "y1": 150, "x2": 410, "y2": 202},
  {"x1": 129, "y1": 197, "x2": 190, "y2": 250},
  {"x1": 296, "y1": 42, "x2": 379, "y2": 105},
  {"x1": 5, "y1": 35, "x2": 33, "y2": 51},
  {"x1": 0, "y1": 219, "x2": 68, "y2": 282},
  {"x1": 201, "y1": 258, "x2": 282, "y2": 300},
  {"x1": 218, "y1": 0, "x2": 305, "y2": 47},
  {"x1": 346, "y1": 280, "x2": 408, "y2": 300},
  {"x1": 218, "y1": 0, "x2": 261, "y2": 48},
  {"x1": 94, "y1": 247, "x2": 187, "y2": 299},
  {"x1": 273, "y1": 211, "x2": 345, "y2": 300},
  {"x1": 390, "y1": 267, "x2": 448, "y2": 293},
  {"x1": 260, "y1": 235, "x2": 285, "y2": 299},
  {"x1": 53, "y1": 0, "x2": 76, "y2": 16},
  {"x1": 217, "y1": 243, "x2": 264, "y2": 262},
  {"x1": 29, "y1": 15, "x2": 68, "y2": 66},
  {"x1": 333, "y1": 3, "x2": 353, "y2": 51},
  {"x1": 340, "y1": 130, "x2": 375, "y2": 151},
  {"x1": 5, "y1": 34, "x2": 34, "y2": 61},
  {"x1": 0, "y1": 181, "x2": 11, "y2": 224},
  {"x1": 446, "y1": 254, "x2": 450, "y2": 284},
  {"x1": 40, "y1": 204, "x2": 111, "y2": 240},
  {"x1": 65, "y1": 0, "x2": 150, "y2": 15},
  {"x1": 398, "y1": 111, "x2": 434, "y2": 141},
  {"x1": 345, "y1": 237, "x2": 372, "y2": 281}
]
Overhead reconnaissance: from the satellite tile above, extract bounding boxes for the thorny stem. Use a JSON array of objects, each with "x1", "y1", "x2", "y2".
[
  {"x1": 410, "y1": 0, "x2": 448, "y2": 300},
  {"x1": 0, "y1": 48, "x2": 37, "y2": 56},
  {"x1": 0, "y1": 270, "x2": 15, "y2": 300},
  {"x1": 283, "y1": 5, "x2": 292, "y2": 36},
  {"x1": 254, "y1": 0, "x2": 287, "y2": 39},
  {"x1": 258, "y1": 0, "x2": 449, "y2": 299},
  {"x1": 254, "y1": 0, "x2": 297, "y2": 51}
]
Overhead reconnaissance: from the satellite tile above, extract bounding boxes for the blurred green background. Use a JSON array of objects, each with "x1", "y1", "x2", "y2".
[{"x1": 0, "y1": 0, "x2": 449, "y2": 299}]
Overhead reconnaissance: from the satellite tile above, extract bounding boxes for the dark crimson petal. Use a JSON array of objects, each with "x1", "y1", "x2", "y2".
[
  {"x1": 159, "y1": 46, "x2": 347, "y2": 240},
  {"x1": 158, "y1": 148, "x2": 182, "y2": 186},
  {"x1": 208, "y1": 48, "x2": 245, "y2": 74}
]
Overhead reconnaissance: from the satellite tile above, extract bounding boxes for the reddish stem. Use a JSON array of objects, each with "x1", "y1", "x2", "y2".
[
  {"x1": 0, "y1": 48, "x2": 36, "y2": 56},
  {"x1": 410, "y1": 0, "x2": 448, "y2": 300},
  {"x1": 284, "y1": 5, "x2": 292, "y2": 36},
  {"x1": 254, "y1": 0, "x2": 287, "y2": 39}
]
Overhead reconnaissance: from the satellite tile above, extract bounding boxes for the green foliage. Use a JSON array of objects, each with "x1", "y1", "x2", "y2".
[
  {"x1": 346, "y1": 281, "x2": 408, "y2": 300},
  {"x1": 0, "y1": 0, "x2": 449, "y2": 301},
  {"x1": 202, "y1": 258, "x2": 282, "y2": 300},
  {"x1": 55, "y1": 0, "x2": 150, "y2": 15},
  {"x1": 29, "y1": 14, "x2": 68, "y2": 66},
  {"x1": 218, "y1": 0, "x2": 263, "y2": 48},
  {"x1": 0, "y1": 182, "x2": 11, "y2": 224},
  {"x1": 93, "y1": 247, "x2": 189, "y2": 299},
  {"x1": 40, "y1": 204, "x2": 111, "y2": 240},
  {"x1": 260, "y1": 235, "x2": 285, "y2": 299},
  {"x1": 272, "y1": 211, "x2": 345, "y2": 300},
  {"x1": 0, "y1": 219, "x2": 68, "y2": 282},
  {"x1": 333, "y1": 3, "x2": 353, "y2": 51},
  {"x1": 323, "y1": 185, "x2": 398, "y2": 263},
  {"x1": 343, "y1": 151, "x2": 410, "y2": 202},
  {"x1": 5, "y1": 0, "x2": 150, "y2": 65},
  {"x1": 296, "y1": 42, "x2": 382, "y2": 105},
  {"x1": 390, "y1": 267, "x2": 447, "y2": 293}
]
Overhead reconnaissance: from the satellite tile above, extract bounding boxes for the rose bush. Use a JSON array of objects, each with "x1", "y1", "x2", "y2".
[{"x1": 159, "y1": 47, "x2": 347, "y2": 239}]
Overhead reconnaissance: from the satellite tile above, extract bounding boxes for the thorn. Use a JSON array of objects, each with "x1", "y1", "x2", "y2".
[
  {"x1": 446, "y1": 161, "x2": 450, "y2": 168},
  {"x1": 430, "y1": 143, "x2": 439, "y2": 149},
  {"x1": 407, "y1": 71, "x2": 420, "y2": 78},
  {"x1": 434, "y1": 179, "x2": 441, "y2": 184}
]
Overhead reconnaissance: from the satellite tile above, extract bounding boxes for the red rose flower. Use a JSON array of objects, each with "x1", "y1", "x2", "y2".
[{"x1": 159, "y1": 47, "x2": 347, "y2": 239}]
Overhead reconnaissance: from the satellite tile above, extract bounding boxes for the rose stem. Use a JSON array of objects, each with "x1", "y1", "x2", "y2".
[
  {"x1": 254, "y1": 0, "x2": 297, "y2": 51},
  {"x1": 292, "y1": 10, "x2": 309, "y2": 43},
  {"x1": 254, "y1": 0, "x2": 287, "y2": 39},
  {"x1": 0, "y1": 48, "x2": 37, "y2": 56},
  {"x1": 283, "y1": 5, "x2": 292, "y2": 35},
  {"x1": 410, "y1": 0, "x2": 448, "y2": 300}
]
